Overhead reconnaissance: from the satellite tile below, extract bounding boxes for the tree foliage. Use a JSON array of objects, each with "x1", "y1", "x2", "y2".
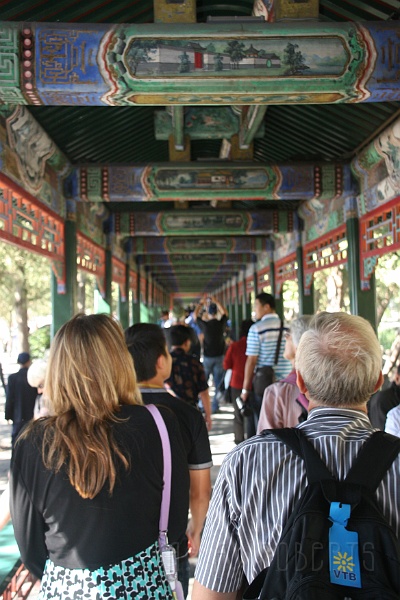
[
  {"x1": 375, "y1": 253, "x2": 400, "y2": 327},
  {"x1": 126, "y1": 40, "x2": 157, "y2": 74},
  {"x1": 224, "y1": 41, "x2": 246, "y2": 69},
  {"x1": 283, "y1": 43, "x2": 310, "y2": 75},
  {"x1": 0, "y1": 241, "x2": 51, "y2": 353}
]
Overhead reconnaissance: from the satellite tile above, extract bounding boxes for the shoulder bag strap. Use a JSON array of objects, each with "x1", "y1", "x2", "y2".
[
  {"x1": 273, "y1": 320, "x2": 284, "y2": 366},
  {"x1": 344, "y1": 430, "x2": 400, "y2": 492},
  {"x1": 146, "y1": 404, "x2": 171, "y2": 547}
]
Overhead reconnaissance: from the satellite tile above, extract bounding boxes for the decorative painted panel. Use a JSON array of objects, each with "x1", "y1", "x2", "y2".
[
  {"x1": 298, "y1": 164, "x2": 354, "y2": 241},
  {"x1": 0, "y1": 173, "x2": 65, "y2": 288},
  {"x1": 352, "y1": 115, "x2": 400, "y2": 215},
  {"x1": 246, "y1": 275, "x2": 254, "y2": 294},
  {"x1": 0, "y1": 26, "x2": 26, "y2": 104},
  {"x1": 303, "y1": 225, "x2": 347, "y2": 294},
  {"x1": 76, "y1": 203, "x2": 106, "y2": 246},
  {"x1": 359, "y1": 197, "x2": 400, "y2": 290},
  {"x1": 76, "y1": 232, "x2": 106, "y2": 297},
  {"x1": 140, "y1": 252, "x2": 253, "y2": 265},
  {"x1": 0, "y1": 106, "x2": 69, "y2": 214},
  {"x1": 274, "y1": 232, "x2": 297, "y2": 261},
  {"x1": 1, "y1": 22, "x2": 400, "y2": 106},
  {"x1": 69, "y1": 163, "x2": 353, "y2": 205},
  {"x1": 130, "y1": 236, "x2": 267, "y2": 254},
  {"x1": 275, "y1": 252, "x2": 297, "y2": 296},
  {"x1": 257, "y1": 266, "x2": 271, "y2": 290},
  {"x1": 154, "y1": 107, "x2": 264, "y2": 141}
]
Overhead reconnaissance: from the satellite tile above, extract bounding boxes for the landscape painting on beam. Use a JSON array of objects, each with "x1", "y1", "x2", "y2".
[{"x1": 1, "y1": 21, "x2": 399, "y2": 106}]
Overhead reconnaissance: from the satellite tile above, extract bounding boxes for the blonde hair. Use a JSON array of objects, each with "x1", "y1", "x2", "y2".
[
  {"x1": 295, "y1": 312, "x2": 382, "y2": 407},
  {"x1": 36, "y1": 314, "x2": 142, "y2": 499}
]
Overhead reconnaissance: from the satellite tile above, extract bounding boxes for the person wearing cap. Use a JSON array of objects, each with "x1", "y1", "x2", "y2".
[
  {"x1": 5, "y1": 352, "x2": 38, "y2": 450},
  {"x1": 194, "y1": 296, "x2": 228, "y2": 413}
]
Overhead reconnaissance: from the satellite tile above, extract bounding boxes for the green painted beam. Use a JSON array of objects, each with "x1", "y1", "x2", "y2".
[
  {"x1": 239, "y1": 105, "x2": 268, "y2": 149},
  {"x1": 1, "y1": 21, "x2": 399, "y2": 106},
  {"x1": 172, "y1": 106, "x2": 184, "y2": 150},
  {"x1": 68, "y1": 161, "x2": 353, "y2": 204}
]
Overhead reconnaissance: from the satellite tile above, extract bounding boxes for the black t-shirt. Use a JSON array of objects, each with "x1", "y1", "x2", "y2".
[
  {"x1": 10, "y1": 404, "x2": 189, "y2": 579},
  {"x1": 197, "y1": 315, "x2": 228, "y2": 357},
  {"x1": 141, "y1": 390, "x2": 212, "y2": 470}
]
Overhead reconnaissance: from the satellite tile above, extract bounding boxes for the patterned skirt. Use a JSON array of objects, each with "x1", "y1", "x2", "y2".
[{"x1": 38, "y1": 541, "x2": 174, "y2": 599}]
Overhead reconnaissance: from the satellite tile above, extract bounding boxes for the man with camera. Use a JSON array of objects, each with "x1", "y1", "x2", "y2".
[{"x1": 194, "y1": 296, "x2": 228, "y2": 414}]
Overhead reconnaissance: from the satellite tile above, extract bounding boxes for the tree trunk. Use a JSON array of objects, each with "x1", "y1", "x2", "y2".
[{"x1": 14, "y1": 278, "x2": 30, "y2": 353}]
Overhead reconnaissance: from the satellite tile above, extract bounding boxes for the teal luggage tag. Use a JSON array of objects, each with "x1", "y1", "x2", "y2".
[{"x1": 329, "y1": 502, "x2": 361, "y2": 588}]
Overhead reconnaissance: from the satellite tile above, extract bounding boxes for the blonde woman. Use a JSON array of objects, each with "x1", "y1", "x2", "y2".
[{"x1": 10, "y1": 313, "x2": 189, "y2": 599}]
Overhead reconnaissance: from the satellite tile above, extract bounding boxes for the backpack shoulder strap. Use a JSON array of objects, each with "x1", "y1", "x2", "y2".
[
  {"x1": 345, "y1": 430, "x2": 400, "y2": 492},
  {"x1": 273, "y1": 320, "x2": 284, "y2": 366},
  {"x1": 266, "y1": 428, "x2": 335, "y2": 484}
]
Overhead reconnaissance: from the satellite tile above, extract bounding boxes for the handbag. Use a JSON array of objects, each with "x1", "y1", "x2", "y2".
[
  {"x1": 146, "y1": 404, "x2": 185, "y2": 600},
  {"x1": 252, "y1": 320, "x2": 284, "y2": 396}
]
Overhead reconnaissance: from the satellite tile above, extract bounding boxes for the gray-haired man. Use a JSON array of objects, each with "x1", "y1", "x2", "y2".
[{"x1": 193, "y1": 312, "x2": 400, "y2": 599}]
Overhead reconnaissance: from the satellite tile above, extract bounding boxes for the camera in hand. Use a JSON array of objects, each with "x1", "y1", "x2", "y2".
[{"x1": 235, "y1": 396, "x2": 252, "y2": 417}]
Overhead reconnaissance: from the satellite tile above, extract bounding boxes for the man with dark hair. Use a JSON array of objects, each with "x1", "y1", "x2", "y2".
[
  {"x1": 240, "y1": 292, "x2": 291, "y2": 434},
  {"x1": 194, "y1": 296, "x2": 228, "y2": 413},
  {"x1": 125, "y1": 323, "x2": 212, "y2": 598},
  {"x1": 165, "y1": 324, "x2": 212, "y2": 430},
  {"x1": 369, "y1": 363, "x2": 400, "y2": 430},
  {"x1": 5, "y1": 352, "x2": 37, "y2": 450}
]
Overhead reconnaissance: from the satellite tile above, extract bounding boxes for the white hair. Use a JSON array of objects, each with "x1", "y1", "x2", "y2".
[
  {"x1": 290, "y1": 315, "x2": 313, "y2": 348},
  {"x1": 27, "y1": 359, "x2": 47, "y2": 388},
  {"x1": 295, "y1": 312, "x2": 382, "y2": 407}
]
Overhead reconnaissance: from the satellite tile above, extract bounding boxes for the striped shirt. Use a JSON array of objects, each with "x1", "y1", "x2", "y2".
[
  {"x1": 246, "y1": 314, "x2": 291, "y2": 380},
  {"x1": 195, "y1": 407, "x2": 400, "y2": 593}
]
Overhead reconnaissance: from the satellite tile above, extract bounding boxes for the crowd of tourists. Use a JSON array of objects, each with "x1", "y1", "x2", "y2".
[{"x1": 1, "y1": 293, "x2": 400, "y2": 599}]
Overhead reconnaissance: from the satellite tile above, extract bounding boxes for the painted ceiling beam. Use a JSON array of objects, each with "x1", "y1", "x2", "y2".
[
  {"x1": 1, "y1": 21, "x2": 399, "y2": 106},
  {"x1": 239, "y1": 105, "x2": 268, "y2": 149},
  {"x1": 172, "y1": 106, "x2": 185, "y2": 150},
  {"x1": 154, "y1": 107, "x2": 265, "y2": 142},
  {"x1": 67, "y1": 162, "x2": 354, "y2": 203},
  {"x1": 117, "y1": 210, "x2": 292, "y2": 237},
  {"x1": 129, "y1": 235, "x2": 270, "y2": 254},
  {"x1": 149, "y1": 264, "x2": 241, "y2": 273},
  {"x1": 138, "y1": 252, "x2": 255, "y2": 265}
]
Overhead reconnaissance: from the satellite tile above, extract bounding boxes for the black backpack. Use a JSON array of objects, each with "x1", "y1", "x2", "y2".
[{"x1": 244, "y1": 428, "x2": 400, "y2": 600}]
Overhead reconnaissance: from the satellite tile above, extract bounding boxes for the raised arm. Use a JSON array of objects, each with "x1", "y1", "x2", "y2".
[
  {"x1": 194, "y1": 298, "x2": 206, "y2": 322},
  {"x1": 212, "y1": 296, "x2": 228, "y2": 317}
]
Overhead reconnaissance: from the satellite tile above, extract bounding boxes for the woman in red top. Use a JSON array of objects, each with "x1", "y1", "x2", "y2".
[{"x1": 223, "y1": 319, "x2": 253, "y2": 444}]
